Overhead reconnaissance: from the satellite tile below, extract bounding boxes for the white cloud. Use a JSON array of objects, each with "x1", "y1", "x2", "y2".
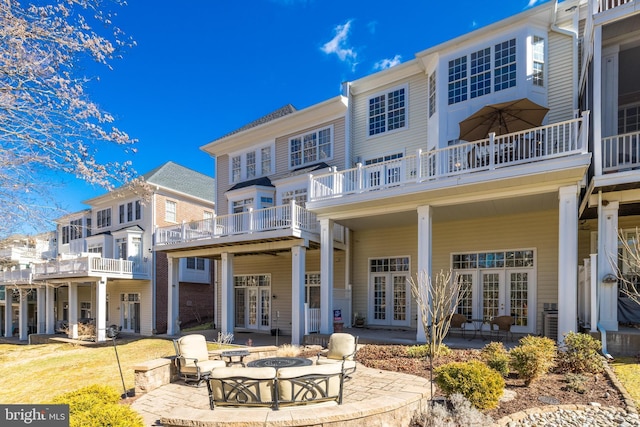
[
  {"x1": 526, "y1": 0, "x2": 542, "y2": 8},
  {"x1": 321, "y1": 20, "x2": 357, "y2": 65},
  {"x1": 373, "y1": 55, "x2": 402, "y2": 71}
]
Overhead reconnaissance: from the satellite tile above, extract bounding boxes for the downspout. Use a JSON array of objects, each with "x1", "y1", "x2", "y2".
[
  {"x1": 151, "y1": 191, "x2": 157, "y2": 333},
  {"x1": 596, "y1": 190, "x2": 614, "y2": 359},
  {"x1": 551, "y1": 0, "x2": 579, "y2": 112},
  {"x1": 342, "y1": 81, "x2": 352, "y2": 170}
]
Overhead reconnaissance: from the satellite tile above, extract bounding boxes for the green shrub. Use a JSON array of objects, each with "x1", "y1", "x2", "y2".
[
  {"x1": 557, "y1": 332, "x2": 604, "y2": 374},
  {"x1": 411, "y1": 393, "x2": 493, "y2": 426},
  {"x1": 510, "y1": 335, "x2": 557, "y2": 386},
  {"x1": 407, "y1": 343, "x2": 451, "y2": 358},
  {"x1": 563, "y1": 373, "x2": 587, "y2": 394},
  {"x1": 435, "y1": 360, "x2": 505, "y2": 410},
  {"x1": 52, "y1": 385, "x2": 143, "y2": 427},
  {"x1": 481, "y1": 342, "x2": 510, "y2": 377}
]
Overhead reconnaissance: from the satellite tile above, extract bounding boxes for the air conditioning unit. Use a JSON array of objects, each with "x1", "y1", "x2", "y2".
[{"x1": 543, "y1": 311, "x2": 558, "y2": 341}]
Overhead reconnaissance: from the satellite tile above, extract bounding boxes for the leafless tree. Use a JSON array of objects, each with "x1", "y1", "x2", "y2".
[
  {"x1": 612, "y1": 227, "x2": 640, "y2": 306},
  {"x1": 409, "y1": 269, "x2": 465, "y2": 357},
  {"x1": 0, "y1": 0, "x2": 137, "y2": 237}
]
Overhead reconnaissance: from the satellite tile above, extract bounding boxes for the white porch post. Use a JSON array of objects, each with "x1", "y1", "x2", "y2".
[
  {"x1": 416, "y1": 205, "x2": 432, "y2": 343},
  {"x1": 320, "y1": 218, "x2": 334, "y2": 334},
  {"x1": 36, "y1": 287, "x2": 46, "y2": 334},
  {"x1": 69, "y1": 282, "x2": 78, "y2": 339},
  {"x1": 291, "y1": 245, "x2": 306, "y2": 346},
  {"x1": 598, "y1": 201, "x2": 619, "y2": 331},
  {"x1": 590, "y1": 254, "x2": 598, "y2": 333},
  {"x1": 220, "y1": 252, "x2": 234, "y2": 336},
  {"x1": 558, "y1": 185, "x2": 579, "y2": 343},
  {"x1": 4, "y1": 290, "x2": 12, "y2": 337},
  {"x1": 593, "y1": 25, "x2": 603, "y2": 176},
  {"x1": 167, "y1": 257, "x2": 180, "y2": 335},
  {"x1": 96, "y1": 277, "x2": 107, "y2": 342},
  {"x1": 46, "y1": 285, "x2": 55, "y2": 334},
  {"x1": 18, "y1": 289, "x2": 28, "y2": 341}
]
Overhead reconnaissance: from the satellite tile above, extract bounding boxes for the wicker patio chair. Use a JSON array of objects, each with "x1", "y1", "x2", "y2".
[
  {"x1": 489, "y1": 316, "x2": 514, "y2": 341},
  {"x1": 449, "y1": 313, "x2": 470, "y2": 338}
]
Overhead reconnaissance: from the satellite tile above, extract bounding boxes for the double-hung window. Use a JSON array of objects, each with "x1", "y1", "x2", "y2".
[
  {"x1": 119, "y1": 200, "x2": 142, "y2": 224},
  {"x1": 494, "y1": 39, "x2": 517, "y2": 91},
  {"x1": 165, "y1": 200, "x2": 177, "y2": 222},
  {"x1": 532, "y1": 36, "x2": 545, "y2": 87},
  {"x1": 70, "y1": 219, "x2": 83, "y2": 241},
  {"x1": 289, "y1": 127, "x2": 332, "y2": 168},
  {"x1": 186, "y1": 257, "x2": 206, "y2": 270},
  {"x1": 229, "y1": 144, "x2": 274, "y2": 183},
  {"x1": 368, "y1": 85, "x2": 407, "y2": 136},
  {"x1": 96, "y1": 208, "x2": 111, "y2": 229},
  {"x1": 448, "y1": 56, "x2": 467, "y2": 104},
  {"x1": 470, "y1": 48, "x2": 491, "y2": 98},
  {"x1": 428, "y1": 72, "x2": 436, "y2": 117}
]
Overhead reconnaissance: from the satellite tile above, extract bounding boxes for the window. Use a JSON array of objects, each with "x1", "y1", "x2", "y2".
[
  {"x1": 470, "y1": 48, "x2": 491, "y2": 98},
  {"x1": 204, "y1": 211, "x2": 214, "y2": 220},
  {"x1": 368, "y1": 85, "x2": 407, "y2": 136},
  {"x1": 119, "y1": 201, "x2": 141, "y2": 224},
  {"x1": 70, "y1": 219, "x2": 83, "y2": 241},
  {"x1": 80, "y1": 302, "x2": 91, "y2": 319},
  {"x1": 61, "y1": 226, "x2": 69, "y2": 244},
  {"x1": 495, "y1": 39, "x2": 517, "y2": 91},
  {"x1": 448, "y1": 56, "x2": 467, "y2": 104},
  {"x1": 165, "y1": 200, "x2": 177, "y2": 222},
  {"x1": 232, "y1": 198, "x2": 253, "y2": 213},
  {"x1": 96, "y1": 208, "x2": 111, "y2": 229},
  {"x1": 234, "y1": 274, "x2": 271, "y2": 287},
  {"x1": 532, "y1": 36, "x2": 545, "y2": 87},
  {"x1": 281, "y1": 188, "x2": 307, "y2": 207},
  {"x1": 369, "y1": 257, "x2": 410, "y2": 272},
  {"x1": 88, "y1": 244, "x2": 102, "y2": 255},
  {"x1": 229, "y1": 145, "x2": 274, "y2": 183},
  {"x1": 115, "y1": 238, "x2": 127, "y2": 260},
  {"x1": 305, "y1": 273, "x2": 321, "y2": 309},
  {"x1": 428, "y1": 72, "x2": 436, "y2": 117},
  {"x1": 619, "y1": 104, "x2": 640, "y2": 133},
  {"x1": 289, "y1": 127, "x2": 332, "y2": 168},
  {"x1": 186, "y1": 257, "x2": 206, "y2": 270}
]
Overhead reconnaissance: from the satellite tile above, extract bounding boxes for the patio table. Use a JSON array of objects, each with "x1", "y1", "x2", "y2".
[
  {"x1": 247, "y1": 357, "x2": 312, "y2": 369},
  {"x1": 220, "y1": 349, "x2": 250, "y2": 367}
]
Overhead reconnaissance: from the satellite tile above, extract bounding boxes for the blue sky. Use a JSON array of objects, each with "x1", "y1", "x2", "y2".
[{"x1": 55, "y1": 0, "x2": 547, "y2": 214}]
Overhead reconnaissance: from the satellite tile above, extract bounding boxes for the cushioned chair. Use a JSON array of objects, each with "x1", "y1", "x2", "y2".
[
  {"x1": 489, "y1": 316, "x2": 514, "y2": 341},
  {"x1": 173, "y1": 334, "x2": 226, "y2": 386},
  {"x1": 207, "y1": 367, "x2": 277, "y2": 409},
  {"x1": 316, "y1": 333, "x2": 358, "y2": 377},
  {"x1": 449, "y1": 313, "x2": 470, "y2": 338}
]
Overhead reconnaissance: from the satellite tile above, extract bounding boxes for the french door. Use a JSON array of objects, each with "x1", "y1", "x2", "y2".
[
  {"x1": 234, "y1": 275, "x2": 271, "y2": 332},
  {"x1": 369, "y1": 273, "x2": 410, "y2": 327},
  {"x1": 120, "y1": 293, "x2": 140, "y2": 333}
]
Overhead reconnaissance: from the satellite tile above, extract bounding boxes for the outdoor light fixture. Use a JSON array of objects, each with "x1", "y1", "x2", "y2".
[{"x1": 602, "y1": 274, "x2": 618, "y2": 284}]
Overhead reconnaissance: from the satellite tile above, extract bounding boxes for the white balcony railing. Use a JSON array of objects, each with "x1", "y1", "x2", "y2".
[
  {"x1": 310, "y1": 115, "x2": 588, "y2": 201},
  {"x1": 155, "y1": 201, "x2": 322, "y2": 246},
  {"x1": 598, "y1": 0, "x2": 634, "y2": 12},
  {"x1": 31, "y1": 256, "x2": 148, "y2": 279},
  {"x1": 602, "y1": 131, "x2": 640, "y2": 173},
  {"x1": 0, "y1": 268, "x2": 33, "y2": 283}
]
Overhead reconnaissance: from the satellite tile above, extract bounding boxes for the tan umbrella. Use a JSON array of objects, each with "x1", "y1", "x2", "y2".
[{"x1": 458, "y1": 98, "x2": 549, "y2": 141}]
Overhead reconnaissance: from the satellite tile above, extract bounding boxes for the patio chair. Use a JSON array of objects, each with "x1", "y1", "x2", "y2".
[
  {"x1": 489, "y1": 316, "x2": 514, "y2": 342},
  {"x1": 316, "y1": 333, "x2": 358, "y2": 377},
  {"x1": 173, "y1": 334, "x2": 226, "y2": 386},
  {"x1": 449, "y1": 313, "x2": 470, "y2": 338}
]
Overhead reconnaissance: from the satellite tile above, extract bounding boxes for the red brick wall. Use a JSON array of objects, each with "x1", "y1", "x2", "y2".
[{"x1": 154, "y1": 252, "x2": 215, "y2": 334}]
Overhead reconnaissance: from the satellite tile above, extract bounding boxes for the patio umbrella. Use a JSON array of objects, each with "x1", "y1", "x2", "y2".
[{"x1": 458, "y1": 98, "x2": 549, "y2": 141}]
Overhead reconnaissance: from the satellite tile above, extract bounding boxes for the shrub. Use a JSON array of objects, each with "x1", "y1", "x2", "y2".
[
  {"x1": 435, "y1": 361, "x2": 505, "y2": 410},
  {"x1": 411, "y1": 393, "x2": 493, "y2": 427},
  {"x1": 407, "y1": 344, "x2": 451, "y2": 358},
  {"x1": 563, "y1": 373, "x2": 587, "y2": 394},
  {"x1": 510, "y1": 335, "x2": 557, "y2": 386},
  {"x1": 276, "y1": 344, "x2": 301, "y2": 357},
  {"x1": 481, "y1": 342, "x2": 510, "y2": 377},
  {"x1": 557, "y1": 332, "x2": 604, "y2": 374},
  {"x1": 52, "y1": 385, "x2": 143, "y2": 427}
]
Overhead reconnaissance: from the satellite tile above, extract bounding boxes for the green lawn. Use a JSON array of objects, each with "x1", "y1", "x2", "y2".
[{"x1": 611, "y1": 357, "x2": 640, "y2": 408}]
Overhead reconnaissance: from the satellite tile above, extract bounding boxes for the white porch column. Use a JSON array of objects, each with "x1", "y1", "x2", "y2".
[
  {"x1": 291, "y1": 245, "x2": 306, "y2": 345},
  {"x1": 320, "y1": 218, "x2": 334, "y2": 334},
  {"x1": 220, "y1": 253, "x2": 234, "y2": 336},
  {"x1": 96, "y1": 277, "x2": 107, "y2": 342},
  {"x1": 593, "y1": 25, "x2": 603, "y2": 176},
  {"x1": 598, "y1": 200, "x2": 619, "y2": 331},
  {"x1": 36, "y1": 287, "x2": 46, "y2": 334},
  {"x1": 4, "y1": 290, "x2": 12, "y2": 337},
  {"x1": 46, "y1": 285, "x2": 55, "y2": 334},
  {"x1": 590, "y1": 254, "x2": 598, "y2": 333},
  {"x1": 18, "y1": 289, "x2": 28, "y2": 341},
  {"x1": 69, "y1": 282, "x2": 78, "y2": 339},
  {"x1": 167, "y1": 257, "x2": 180, "y2": 336},
  {"x1": 558, "y1": 185, "x2": 579, "y2": 343},
  {"x1": 416, "y1": 205, "x2": 432, "y2": 343}
]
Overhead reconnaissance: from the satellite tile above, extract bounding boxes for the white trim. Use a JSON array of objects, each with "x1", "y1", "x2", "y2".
[
  {"x1": 366, "y1": 84, "x2": 409, "y2": 140},
  {"x1": 287, "y1": 125, "x2": 335, "y2": 170},
  {"x1": 228, "y1": 141, "x2": 276, "y2": 184}
]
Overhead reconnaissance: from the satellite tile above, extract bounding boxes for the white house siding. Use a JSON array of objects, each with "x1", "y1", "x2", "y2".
[
  {"x1": 547, "y1": 31, "x2": 576, "y2": 124},
  {"x1": 351, "y1": 73, "x2": 428, "y2": 163},
  {"x1": 216, "y1": 154, "x2": 231, "y2": 218},
  {"x1": 214, "y1": 250, "x2": 345, "y2": 336},
  {"x1": 108, "y1": 280, "x2": 153, "y2": 336},
  {"x1": 350, "y1": 209, "x2": 560, "y2": 335}
]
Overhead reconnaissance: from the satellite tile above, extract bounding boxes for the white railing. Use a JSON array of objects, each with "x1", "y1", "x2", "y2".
[
  {"x1": 305, "y1": 303, "x2": 321, "y2": 334},
  {"x1": 602, "y1": 131, "x2": 640, "y2": 173},
  {"x1": 310, "y1": 115, "x2": 588, "y2": 201},
  {"x1": 598, "y1": 0, "x2": 634, "y2": 12},
  {"x1": 155, "y1": 202, "x2": 322, "y2": 245},
  {"x1": 32, "y1": 256, "x2": 140, "y2": 278},
  {"x1": 0, "y1": 268, "x2": 32, "y2": 283}
]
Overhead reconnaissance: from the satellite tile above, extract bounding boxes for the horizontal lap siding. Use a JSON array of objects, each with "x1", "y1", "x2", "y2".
[
  {"x1": 108, "y1": 280, "x2": 153, "y2": 336},
  {"x1": 352, "y1": 73, "x2": 428, "y2": 162},
  {"x1": 547, "y1": 32, "x2": 575, "y2": 124}
]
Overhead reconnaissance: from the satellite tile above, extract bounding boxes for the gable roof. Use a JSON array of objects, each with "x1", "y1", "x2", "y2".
[
  {"x1": 143, "y1": 161, "x2": 215, "y2": 203},
  {"x1": 212, "y1": 104, "x2": 297, "y2": 142}
]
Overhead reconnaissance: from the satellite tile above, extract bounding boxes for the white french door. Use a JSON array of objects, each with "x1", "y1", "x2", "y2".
[
  {"x1": 120, "y1": 293, "x2": 140, "y2": 333},
  {"x1": 234, "y1": 275, "x2": 271, "y2": 332},
  {"x1": 369, "y1": 272, "x2": 410, "y2": 326}
]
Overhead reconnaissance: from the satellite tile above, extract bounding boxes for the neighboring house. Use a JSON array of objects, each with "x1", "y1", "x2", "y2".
[
  {"x1": 0, "y1": 162, "x2": 215, "y2": 342},
  {"x1": 155, "y1": 0, "x2": 640, "y2": 350}
]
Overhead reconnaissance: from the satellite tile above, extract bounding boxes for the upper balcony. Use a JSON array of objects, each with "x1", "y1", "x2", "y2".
[
  {"x1": 309, "y1": 115, "x2": 589, "y2": 203},
  {"x1": 154, "y1": 201, "x2": 345, "y2": 249},
  {"x1": 0, "y1": 268, "x2": 33, "y2": 285},
  {"x1": 30, "y1": 255, "x2": 150, "y2": 281}
]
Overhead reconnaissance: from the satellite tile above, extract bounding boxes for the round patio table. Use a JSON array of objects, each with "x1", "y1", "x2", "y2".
[{"x1": 246, "y1": 357, "x2": 312, "y2": 369}]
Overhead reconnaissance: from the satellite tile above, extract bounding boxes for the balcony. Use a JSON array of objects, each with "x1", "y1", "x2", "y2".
[
  {"x1": 602, "y1": 131, "x2": 640, "y2": 174},
  {"x1": 309, "y1": 116, "x2": 588, "y2": 202},
  {"x1": 155, "y1": 202, "x2": 342, "y2": 246},
  {"x1": 0, "y1": 268, "x2": 33, "y2": 284},
  {"x1": 598, "y1": 0, "x2": 635, "y2": 13},
  {"x1": 31, "y1": 255, "x2": 150, "y2": 280}
]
